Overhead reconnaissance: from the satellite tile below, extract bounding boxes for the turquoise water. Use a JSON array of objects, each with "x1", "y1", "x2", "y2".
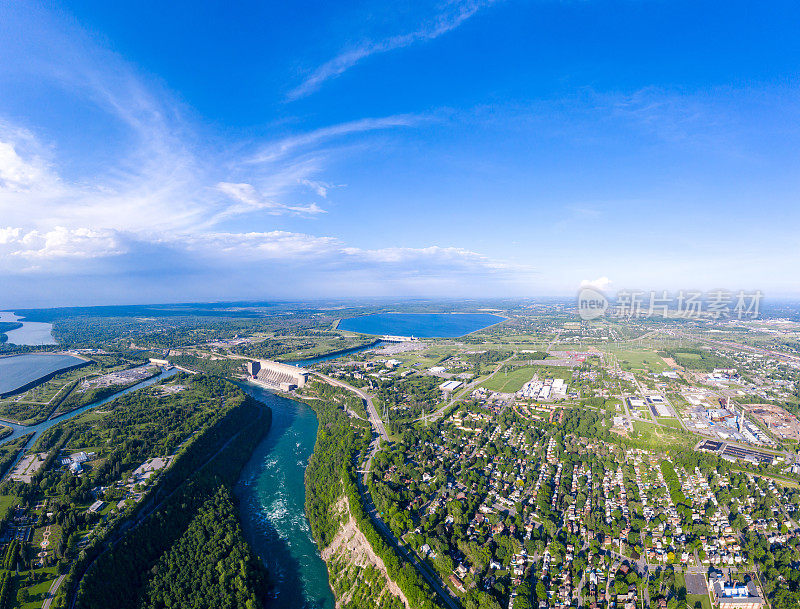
[
  {"x1": 0, "y1": 353, "x2": 87, "y2": 395},
  {"x1": 235, "y1": 383, "x2": 335, "y2": 609},
  {"x1": 338, "y1": 312, "x2": 504, "y2": 337}
]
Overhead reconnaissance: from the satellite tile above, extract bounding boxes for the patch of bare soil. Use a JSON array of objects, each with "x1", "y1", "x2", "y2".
[{"x1": 321, "y1": 496, "x2": 409, "y2": 609}]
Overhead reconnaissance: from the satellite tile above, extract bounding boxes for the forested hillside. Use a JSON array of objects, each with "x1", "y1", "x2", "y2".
[
  {"x1": 301, "y1": 380, "x2": 439, "y2": 609},
  {"x1": 139, "y1": 486, "x2": 266, "y2": 609},
  {"x1": 57, "y1": 377, "x2": 272, "y2": 609}
]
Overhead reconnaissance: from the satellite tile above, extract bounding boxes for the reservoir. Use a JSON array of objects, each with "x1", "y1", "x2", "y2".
[
  {"x1": 0, "y1": 352, "x2": 88, "y2": 396},
  {"x1": 338, "y1": 312, "x2": 505, "y2": 337},
  {"x1": 236, "y1": 383, "x2": 335, "y2": 609},
  {"x1": 0, "y1": 312, "x2": 56, "y2": 346}
]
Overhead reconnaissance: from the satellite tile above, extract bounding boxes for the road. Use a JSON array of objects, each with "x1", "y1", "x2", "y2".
[
  {"x1": 312, "y1": 372, "x2": 388, "y2": 441},
  {"x1": 311, "y1": 372, "x2": 389, "y2": 474},
  {"x1": 313, "y1": 371, "x2": 461, "y2": 609},
  {"x1": 41, "y1": 574, "x2": 66, "y2": 609},
  {"x1": 418, "y1": 351, "x2": 518, "y2": 424}
]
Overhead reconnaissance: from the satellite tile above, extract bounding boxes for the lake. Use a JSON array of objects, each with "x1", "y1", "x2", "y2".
[
  {"x1": 0, "y1": 312, "x2": 56, "y2": 346},
  {"x1": 338, "y1": 312, "x2": 505, "y2": 337},
  {"x1": 0, "y1": 352, "x2": 87, "y2": 396}
]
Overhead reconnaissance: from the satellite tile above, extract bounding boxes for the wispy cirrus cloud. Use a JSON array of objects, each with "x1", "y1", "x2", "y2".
[
  {"x1": 300, "y1": 179, "x2": 339, "y2": 198},
  {"x1": 215, "y1": 182, "x2": 327, "y2": 218},
  {"x1": 0, "y1": 9, "x2": 411, "y2": 246},
  {"x1": 287, "y1": 0, "x2": 499, "y2": 100},
  {"x1": 248, "y1": 114, "x2": 420, "y2": 164}
]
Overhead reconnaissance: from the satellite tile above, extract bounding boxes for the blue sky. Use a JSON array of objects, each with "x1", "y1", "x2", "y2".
[{"x1": 1, "y1": 1, "x2": 799, "y2": 306}]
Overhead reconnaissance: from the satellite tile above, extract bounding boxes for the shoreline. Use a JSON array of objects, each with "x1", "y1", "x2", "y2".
[{"x1": 277, "y1": 338, "x2": 381, "y2": 364}]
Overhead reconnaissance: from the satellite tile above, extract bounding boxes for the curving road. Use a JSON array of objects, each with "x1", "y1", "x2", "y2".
[
  {"x1": 312, "y1": 372, "x2": 461, "y2": 609},
  {"x1": 312, "y1": 372, "x2": 388, "y2": 441}
]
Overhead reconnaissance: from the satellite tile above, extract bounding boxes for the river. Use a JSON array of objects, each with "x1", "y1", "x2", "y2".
[
  {"x1": 0, "y1": 311, "x2": 56, "y2": 346},
  {"x1": 231, "y1": 341, "x2": 380, "y2": 607},
  {"x1": 285, "y1": 340, "x2": 386, "y2": 366},
  {"x1": 235, "y1": 383, "x2": 335, "y2": 609},
  {"x1": 0, "y1": 350, "x2": 340, "y2": 608}
]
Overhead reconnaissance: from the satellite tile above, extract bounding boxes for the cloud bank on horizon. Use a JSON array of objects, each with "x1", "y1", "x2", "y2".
[{"x1": 1, "y1": 1, "x2": 799, "y2": 306}]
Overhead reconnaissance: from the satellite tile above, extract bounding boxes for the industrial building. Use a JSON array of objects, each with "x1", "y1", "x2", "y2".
[
  {"x1": 247, "y1": 359, "x2": 309, "y2": 391},
  {"x1": 710, "y1": 578, "x2": 763, "y2": 609},
  {"x1": 520, "y1": 377, "x2": 567, "y2": 400},
  {"x1": 439, "y1": 380, "x2": 463, "y2": 392}
]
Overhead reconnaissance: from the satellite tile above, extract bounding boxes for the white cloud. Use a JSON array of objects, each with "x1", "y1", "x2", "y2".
[
  {"x1": 248, "y1": 115, "x2": 419, "y2": 164},
  {"x1": 287, "y1": 0, "x2": 498, "y2": 100},
  {"x1": 0, "y1": 226, "x2": 124, "y2": 264},
  {"x1": 215, "y1": 182, "x2": 327, "y2": 217},
  {"x1": 0, "y1": 141, "x2": 48, "y2": 192},
  {"x1": 186, "y1": 230, "x2": 339, "y2": 259},
  {"x1": 580, "y1": 276, "x2": 612, "y2": 292},
  {"x1": 300, "y1": 179, "x2": 338, "y2": 198},
  {"x1": 181, "y1": 231, "x2": 523, "y2": 274}
]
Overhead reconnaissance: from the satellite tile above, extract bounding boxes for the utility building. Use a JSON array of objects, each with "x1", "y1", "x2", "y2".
[{"x1": 249, "y1": 359, "x2": 308, "y2": 391}]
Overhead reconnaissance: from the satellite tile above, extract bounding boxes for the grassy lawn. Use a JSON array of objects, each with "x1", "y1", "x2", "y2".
[
  {"x1": 688, "y1": 594, "x2": 712, "y2": 609},
  {"x1": 20, "y1": 566, "x2": 60, "y2": 609},
  {"x1": 657, "y1": 417, "x2": 683, "y2": 429},
  {"x1": 604, "y1": 347, "x2": 670, "y2": 373},
  {"x1": 532, "y1": 365, "x2": 573, "y2": 380},
  {"x1": 631, "y1": 420, "x2": 694, "y2": 447},
  {"x1": 0, "y1": 494, "x2": 19, "y2": 520},
  {"x1": 31, "y1": 523, "x2": 62, "y2": 559},
  {"x1": 480, "y1": 366, "x2": 537, "y2": 392}
]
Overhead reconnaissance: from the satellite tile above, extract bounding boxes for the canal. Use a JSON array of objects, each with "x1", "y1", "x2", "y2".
[{"x1": 0, "y1": 367, "x2": 180, "y2": 449}]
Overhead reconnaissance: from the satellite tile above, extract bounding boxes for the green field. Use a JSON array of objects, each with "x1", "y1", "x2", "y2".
[
  {"x1": 657, "y1": 417, "x2": 683, "y2": 429},
  {"x1": 631, "y1": 420, "x2": 693, "y2": 447},
  {"x1": 534, "y1": 365, "x2": 573, "y2": 380},
  {"x1": 0, "y1": 494, "x2": 19, "y2": 520},
  {"x1": 687, "y1": 594, "x2": 712, "y2": 609},
  {"x1": 19, "y1": 566, "x2": 59, "y2": 609},
  {"x1": 480, "y1": 366, "x2": 537, "y2": 392},
  {"x1": 604, "y1": 347, "x2": 670, "y2": 373}
]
